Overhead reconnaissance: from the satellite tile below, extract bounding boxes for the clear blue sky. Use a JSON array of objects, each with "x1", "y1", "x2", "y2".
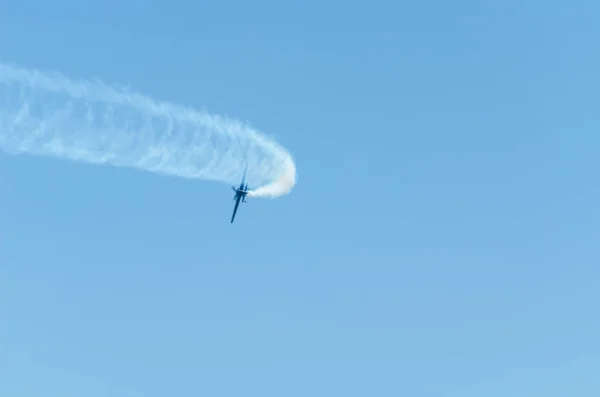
[{"x1": 1, "y1": 1, "x2": 599, "y2": 396}]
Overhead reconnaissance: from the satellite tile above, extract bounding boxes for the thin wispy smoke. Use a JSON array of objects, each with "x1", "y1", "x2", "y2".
[{"x1": 0, "y1": 61, "x2": 297, "y2": 197}]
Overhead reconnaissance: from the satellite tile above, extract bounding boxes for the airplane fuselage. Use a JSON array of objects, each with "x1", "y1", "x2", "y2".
[{"x1": 230, "y1": 177, "x2": 250, "y2": 223}]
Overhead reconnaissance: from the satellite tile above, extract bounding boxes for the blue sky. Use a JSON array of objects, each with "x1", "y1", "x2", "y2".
[{"x1": 1, "y1": 1, "x2": 599, "y2": 396}]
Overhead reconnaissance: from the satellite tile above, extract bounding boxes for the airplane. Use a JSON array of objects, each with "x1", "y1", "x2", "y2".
[{"x1": 230, "y1": 165, "x2": 250, "y2": 223}]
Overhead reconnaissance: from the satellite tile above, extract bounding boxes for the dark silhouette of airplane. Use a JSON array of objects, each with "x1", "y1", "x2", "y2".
[{"x1": 230, "y1": 165, "x2": 250, "y2": 223}]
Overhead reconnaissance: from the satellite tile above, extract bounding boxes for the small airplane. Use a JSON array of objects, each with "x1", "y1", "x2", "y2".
[{"x1": 230, "y1": 165, "x2": 250, "y2": 223}]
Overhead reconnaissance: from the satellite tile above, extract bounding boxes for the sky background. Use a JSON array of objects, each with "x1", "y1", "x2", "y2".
[{"x1": 1, "y1": 1, "x2": 599, "y2": 396}]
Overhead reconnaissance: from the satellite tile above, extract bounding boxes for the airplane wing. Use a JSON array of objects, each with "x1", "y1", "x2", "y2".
[
  {"x1": 230, "y1": 195, "x2": 242, "y2": 223},
  {"x1": 241, "y1": 163, "x2": 248, "y2": 185}
]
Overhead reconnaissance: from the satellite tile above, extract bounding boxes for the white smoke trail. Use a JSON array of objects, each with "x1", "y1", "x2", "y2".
[{"x1": 0, "y1": 61, "x2": 297, "y2": 197}]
